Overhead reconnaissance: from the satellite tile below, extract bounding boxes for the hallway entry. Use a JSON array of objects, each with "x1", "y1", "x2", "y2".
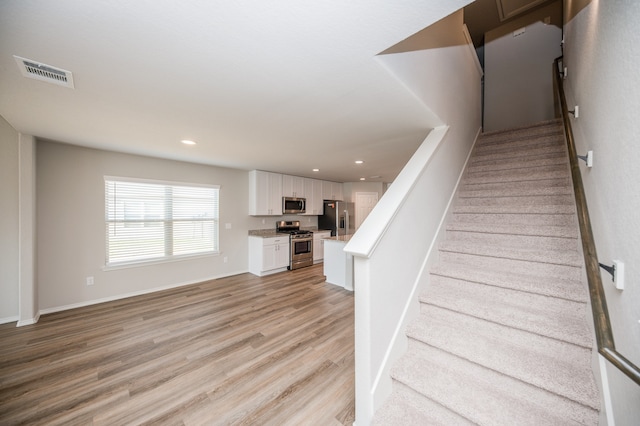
[{"x1": 355, "y1": 192, "x2": 379, "y2": 230}]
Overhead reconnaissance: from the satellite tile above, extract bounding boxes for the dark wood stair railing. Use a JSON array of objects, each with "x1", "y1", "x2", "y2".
[{"x1": 553, "y1": 56, "x2": 640, "y2": 386}]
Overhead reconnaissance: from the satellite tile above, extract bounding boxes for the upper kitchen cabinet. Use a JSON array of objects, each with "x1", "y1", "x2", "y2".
[
  {"x1": 282, "y1": 175, "x2": 305, "y2": 198},
  {"x1": 322, "y1": 181, "x2": 343, "y2": 201},
  {"x1": 249, "y1": 170, "x2": 283, "y2": 215},
  {"x1": 303, "y1": 178, "x2": 323, "y2": 215}
]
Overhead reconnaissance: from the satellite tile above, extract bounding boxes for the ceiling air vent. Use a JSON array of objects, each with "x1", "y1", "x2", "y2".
[{"x1": 13, "y1": 55, "x2": 75, "y2": 89}]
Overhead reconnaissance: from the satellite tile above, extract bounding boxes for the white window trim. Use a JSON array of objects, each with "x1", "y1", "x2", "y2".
[{"x1": 104, "y1": 176, "x2": 220, "y2": 269}]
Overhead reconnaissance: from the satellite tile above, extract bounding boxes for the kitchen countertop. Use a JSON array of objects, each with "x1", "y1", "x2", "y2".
[
  {"x1": 248, "y1": 228, "x2": 331, "y2": 238},
  {"x1": 324, "y1": 234, "x2": 354, "y2": 242},
  {"x1": 248, "y1": 229, "x2": 282, "y2": 238}
]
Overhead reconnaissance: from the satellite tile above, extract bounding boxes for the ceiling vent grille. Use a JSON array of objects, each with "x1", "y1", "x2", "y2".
[{"x1": 13, "y1": 55, "x2": 75, "y2": 89}]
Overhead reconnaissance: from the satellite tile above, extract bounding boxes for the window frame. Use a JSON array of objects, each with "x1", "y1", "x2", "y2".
[{"x1": 104, "y1": 176, "x2": 220, "y2": 270}]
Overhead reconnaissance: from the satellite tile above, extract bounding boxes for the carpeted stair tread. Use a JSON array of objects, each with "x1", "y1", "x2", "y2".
[
  {"x1": 439, "y1": 240, "x2": 582, "y2": 267},
  {"x1": 455, "y1": 193, "x2": 575, "y2": 208},
  {"x1": 459, "y1": 178, "x2": 572, "y2": 197},
  {"x1": 438, "y1": 250, "x2": 582, "y2": 282},
  {"x1": 446, "y1": 230, "x2": 577, "y2": 252},
  {"x1": 422, "y1": 276, "x2": 593, "y2": 347},
  {"x1": 466, "y1": 154, "x2": 568, "y2": 174},
  {"x1": 453, "y1": 203, "x2": 576, "y2": 214},
  {"x1": 372, "y1": 382, "x2": 473, "y2": 426},
  {"x1": 464, "y1": 168, "x2": 570, "y2": 186},
  {"x1": 430, "y1": 261, "x2": 587, "y2": 302},
  {"x1": 470, "y1": 147, "x2": 567, "y2": 167},
  {"x1": 479, "y1": 119, "x2": 562, "y2": 138},
  {"x1": 473, "y1": 135, "x2": 563, "y2": 157},
  {"x1": 464, "y1": 161, "x2": 567, "y2": 176},
  {"x1": 475, "y1": 133, "x2": 564, "y2": 151},
  {"x1": 390, "y1": 341, "x2": 598, "y2": 426},
  {"x1": 469, "y1": 149, "x2": 566, "y2": 170},
  {"x1": 447, "y1": 221, "x2": 578, "y2": 238},
  {"x1": 480, "y1": 120, "x2": 561, "y2": 133},
  {"x1": 452, "y1": 211, "x2": 575, "y2": 226},
  {"x1": 461, "y1": 176, "x2": 570, "y2": 191},
  {"x1": 407, "y1": 305, "x2": 599, "y2": 408}
]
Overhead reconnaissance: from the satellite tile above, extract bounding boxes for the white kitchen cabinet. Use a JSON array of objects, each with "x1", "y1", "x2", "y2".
[
  {"x1": 282, "y1": 175, "x2": 305, "y2": 198},
  {"x1": 303, "y1": 178, "x2": 324, "y2": 215},
  {"x1": 248, "y1": 235, "x2": 290, "y2": 276},
  {"x1": 313, "y1": 230, "x2": 332, "y2": 262},
  {"x1": 249, "y1": 170, "x2": 283, "y2": 216},
  {"x1": 322, "y1": 180, "x2": 343, "y2": 201}
]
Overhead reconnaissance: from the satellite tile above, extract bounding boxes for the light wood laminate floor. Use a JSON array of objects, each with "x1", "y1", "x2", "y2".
[{"x1": 0, "y1": 264, "x2": 355, "y2": 425}]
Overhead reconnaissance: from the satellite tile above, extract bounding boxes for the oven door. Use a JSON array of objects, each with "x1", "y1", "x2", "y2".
[{"x1": 290, "y1": 238, "x2": 313, "y2": 269}]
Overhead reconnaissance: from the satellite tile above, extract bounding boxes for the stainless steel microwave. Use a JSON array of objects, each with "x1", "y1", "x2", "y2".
[{"x1": 283, "y1": 197, "x2": 306, "y2": 214}]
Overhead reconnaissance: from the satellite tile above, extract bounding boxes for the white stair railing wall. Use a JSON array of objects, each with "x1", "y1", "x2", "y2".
[{"x1": 345, "y1": 21, "x2": 483, "y2": 424}]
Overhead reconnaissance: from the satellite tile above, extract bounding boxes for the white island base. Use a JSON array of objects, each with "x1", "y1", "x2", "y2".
[{"x1": 323, "y1": 236, "x2": 354, "y2": 291}]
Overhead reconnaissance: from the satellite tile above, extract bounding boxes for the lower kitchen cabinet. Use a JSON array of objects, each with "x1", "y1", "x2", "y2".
[
  {"x1": 313, "y1": 231, "x2": 332, "y2": 263},
  {"x1": 248, "y1": 236, "x2": 290, "y2": 276}
]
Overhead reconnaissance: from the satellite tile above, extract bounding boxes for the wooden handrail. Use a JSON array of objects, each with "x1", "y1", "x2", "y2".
[{"x1": 553, "y1": 56, "x2": 640, "y2": 386}]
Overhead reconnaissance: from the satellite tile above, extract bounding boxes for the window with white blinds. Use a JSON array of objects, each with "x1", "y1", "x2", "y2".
[{"x1": 105, "y1": 177, "x2": 219, "y2": 267}]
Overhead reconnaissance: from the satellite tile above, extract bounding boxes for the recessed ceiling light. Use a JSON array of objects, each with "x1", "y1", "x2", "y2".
[
  {"x1": 181, "y1": 139, "x2": 196, "y2": 145},
  {"x1": 360, "y1": 177, "x2": 366, "y2": 181},
  {"x1": 355, "y1": 160, "x2": 364, "y2": 164},
  {"x1": 313, "y1": 168, "x2": 319, "y2": 172}
]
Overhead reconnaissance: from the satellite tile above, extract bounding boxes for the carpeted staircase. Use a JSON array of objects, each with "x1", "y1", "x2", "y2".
[{"x1": 373, "y1": 120, "x2": 600, "y2": 425}]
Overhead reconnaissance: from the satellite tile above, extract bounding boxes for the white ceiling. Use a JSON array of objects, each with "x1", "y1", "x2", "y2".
[{"x1": 0, "y1": 1, "x2": 471, "y2": 183}]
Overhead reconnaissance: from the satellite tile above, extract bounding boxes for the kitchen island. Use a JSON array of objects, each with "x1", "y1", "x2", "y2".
[{"x1": 323, "y1": 234, "x2": 354, "y2": 291}]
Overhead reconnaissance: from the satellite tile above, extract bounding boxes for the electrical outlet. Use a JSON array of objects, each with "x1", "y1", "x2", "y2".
[
  {"x1": 586, "y1": 150, "x2": 593, "y2": 168},
  {"x1": 223, "y1": 257, "x2": 228, "y2": 263},
  {"x1": 86, "y1": 276, "x2": 94, "y2": 286},
  {"x1": 225, "y1": 223, "x2": 232, "y2": 229},
  {"x1": 574, "y1": 105, "x2": 579, "y2": 118}
]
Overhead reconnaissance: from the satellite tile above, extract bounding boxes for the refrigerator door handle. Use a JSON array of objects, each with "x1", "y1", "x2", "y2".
[{"x1": 344, "y1": 210, "x2": 349, "y2": 233}]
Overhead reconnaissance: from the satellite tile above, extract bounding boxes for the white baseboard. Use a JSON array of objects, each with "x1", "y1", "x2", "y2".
[
  {"x1": 16, "y1": 312, "x2": 40, "y2": 327},
  {"x1": 38, "y1": 269, "x2": 249, "y2": 317},
  {"x1": 0, "y1": 315, "x2": 19, "y2": 325}
]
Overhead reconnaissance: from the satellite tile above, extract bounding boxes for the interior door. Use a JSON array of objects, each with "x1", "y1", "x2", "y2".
[{"x1": 355, "y1": 192, "x2": 379, "y2": 230}]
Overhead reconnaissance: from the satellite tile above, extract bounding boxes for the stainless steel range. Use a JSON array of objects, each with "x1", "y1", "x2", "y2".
[{"x1": 276, "y1": 221, "x2": 313, "y2": 270}]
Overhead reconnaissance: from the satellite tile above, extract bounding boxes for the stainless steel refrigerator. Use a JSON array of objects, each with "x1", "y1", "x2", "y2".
[{"x1": 318, "y1": 200, "x2": 355, "y2": 236}]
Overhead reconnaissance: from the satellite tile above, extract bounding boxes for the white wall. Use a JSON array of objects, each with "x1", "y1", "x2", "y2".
[
  {"x1": 563, "y1": 0, "x2": 640, "y2": 424},
  {"x1": 348, "y1": 9, "x2": 482, "y2": 424},
  {"x1": 37, "y1": 141, "x2": 251, "y2": 312},
  {"x1": 484, "y1": 1, "x2": 563, "y2": 131},
  {"x1": 0, "y1": 115, "x2": 20, "y2": 323}
]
